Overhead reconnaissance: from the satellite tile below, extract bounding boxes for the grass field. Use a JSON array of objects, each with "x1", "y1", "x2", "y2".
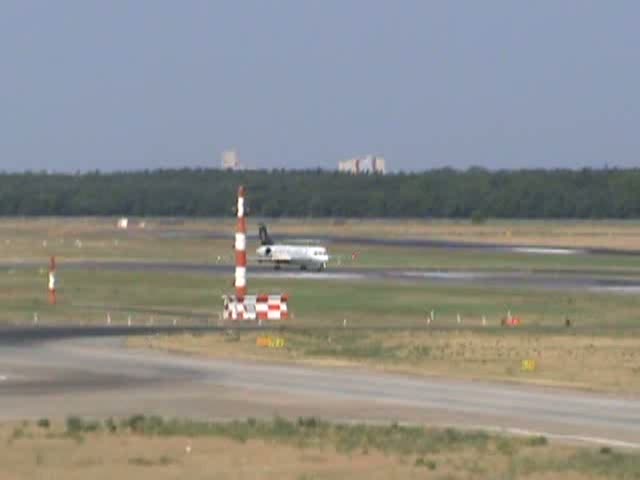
[
  {"x1": 6, "y1": 217, "x2": 640, "y2": 273},
  {"x1": 2, "y1": 416, "x2": 638, "y2": 480},
  {"x1": 3, "y1": 268, "x2": 640, "y2": 329}
]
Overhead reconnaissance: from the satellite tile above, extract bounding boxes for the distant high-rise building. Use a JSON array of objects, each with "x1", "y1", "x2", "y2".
[
  {"x1": 338, "y1": 159, "x2": 355, "y2": 173},
  {"x1": 221, "y1": 149, "x2": 242, "y2": 170},
  {"x1": 338, "y1": 155, "x2": 385, "y2": 175}
]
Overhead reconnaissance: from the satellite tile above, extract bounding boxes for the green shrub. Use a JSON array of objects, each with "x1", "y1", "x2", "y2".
[
  {"x1": 471, "y1": 210, "x2": 488, "y2": 225},
  {"x1": 414, "y1": 457, "x2": 437, "y2": 470},
  {"x1": 123, "y1": 414, "x2": 147, "y2": 433},
  {"x1": 128, "y1": 457, "x2": 154, "y2": 467},
  {"x1": 10, "y1": 426, "x2": 24, "y2": 441},
  {"x1": 496, "y1": 437, "x2": 518, "y2": 456},
  {"x1": 65, "y1": 416, "x2": 99, "y2": 435},
  {"x1": 272, "y1": 416, "x2": 296, "y2": 438},
  {"x1": 37, "y1": 418, "x2": 50, "y2": 429},
  {"x1": 297, "y1": 417, "x2": 319, "y2": 429},
  {"x1": 104, "y1": 417, "x2": 117, "y2": 433},
  {"x1": 66, "y1": 416, "x2": 84, "y2": 434},
  {"x1": 527, "y1": 436, "x2": 548, "y2": 447}
]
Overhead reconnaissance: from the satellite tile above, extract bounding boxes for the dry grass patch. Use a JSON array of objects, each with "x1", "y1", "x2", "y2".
[
  {"x1": 130, "y1": 329, "x2": 640, "y2": 394},
  {"x1": 1, "y1": 416, "x2": 638, "y2": 480}
]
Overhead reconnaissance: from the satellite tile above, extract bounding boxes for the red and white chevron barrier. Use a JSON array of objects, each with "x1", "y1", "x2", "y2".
[
  {"x1": 256, "y1": 294, "x2": 289, "y2": 320},
  {"x1": 223, "y1": 186, "x2": 289, "y2": 321},
  {"x1": 223, "y1": 294, "x2": 289, "y2": 321}
]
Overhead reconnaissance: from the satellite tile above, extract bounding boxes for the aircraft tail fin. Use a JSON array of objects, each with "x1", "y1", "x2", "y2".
[{"x1": 258, "y1": 223, "x2": 274, "y2": 246}]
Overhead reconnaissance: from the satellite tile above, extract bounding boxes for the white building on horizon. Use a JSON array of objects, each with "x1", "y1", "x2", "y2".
[
  {"x1": 221, "y1": 149, "x2": 243, "y2": 170},
  {"x1": 338, "y1": 154, "x2": 386, "y2": 175}
]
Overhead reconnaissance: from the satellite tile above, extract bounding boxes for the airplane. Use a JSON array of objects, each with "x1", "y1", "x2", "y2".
[{"x1": 255, "y1": 224, "x2": 329, "y2": 271}]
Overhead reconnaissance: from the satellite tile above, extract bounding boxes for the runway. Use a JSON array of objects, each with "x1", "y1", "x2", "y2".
[
  {"x1": 0, "y1": 332, "x2": 638, "y2": 447},
  {"x1": 4, "y1": 259, "x2": 640, "y2": 293}
]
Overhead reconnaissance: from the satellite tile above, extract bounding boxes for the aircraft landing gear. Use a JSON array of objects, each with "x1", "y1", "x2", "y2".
[
  {"x1": 300, "y1": 265, "x2": 308, "y2": 271},
  {"x1": 274, "y1": 264, "x2": 281, "y2": 271}
]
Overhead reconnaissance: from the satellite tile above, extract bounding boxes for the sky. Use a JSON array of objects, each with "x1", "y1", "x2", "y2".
[{"x1": 0, "y1": 1, "x2": 638, "y2": 172}]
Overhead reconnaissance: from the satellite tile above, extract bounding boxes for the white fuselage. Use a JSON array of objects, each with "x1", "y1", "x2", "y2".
[{"x1": 256, "y1": 244, "x2": 329, "y2": 271}]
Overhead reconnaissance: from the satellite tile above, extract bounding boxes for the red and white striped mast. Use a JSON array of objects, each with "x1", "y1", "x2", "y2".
[
  {"x1": 223, "y1": 185, "x2": 289, "y2": 321},
  {"x1": 48, "y1": 256, "x2": 56, "y2": 305},
  {"x1": 234, "y1": 185, "x2": 248, "y2": 301}
]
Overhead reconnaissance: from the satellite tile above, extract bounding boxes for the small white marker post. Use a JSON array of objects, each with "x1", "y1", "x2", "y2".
[
  {"x1": 258, "y1": 318, "x2": 262, "y2": 327},
  {"x1": 457, "y1": 313, "x2": 461, "y2": 325},
  {"x1": 343, "y1": 318, "x2": 347, "y2": 328},
  {"x1": 482, "y1": 315, "x2": 487, "y2": 327},
  {"x1": 127, "y1": 315, "x2": 132, "y2": 327},
  {"x1": 173, "y1": 318, "x2": 177, "y2": 326},
  {"x1": 33, "y1": 312, "x2": 38, "y2": 325},
  {"x1": 107, "y1": 313, "x2": 111, "y2": 325},
  {"x1": 430, "y1": 310, "x2": 435, "y2": 324}
]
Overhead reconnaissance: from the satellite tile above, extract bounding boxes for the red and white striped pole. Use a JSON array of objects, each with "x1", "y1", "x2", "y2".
[
  {"x1": 48, "y1": 256, "x2": 56, "y2": 305},
  {"x1": 234, "y1": 185, "x2": 247, "y2": 301}
]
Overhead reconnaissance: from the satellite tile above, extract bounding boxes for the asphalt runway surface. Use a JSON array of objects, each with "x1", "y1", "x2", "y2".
[
  {"x1": 0, "y1": 329, "x2": 638, "y2": 447},
  {"x1": 4, "y1": 260, "x2": 640, "y2": 293}
]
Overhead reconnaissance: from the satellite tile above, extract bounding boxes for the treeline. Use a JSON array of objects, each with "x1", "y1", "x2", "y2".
[{"x1": 1, "y1": 167, "x2": 639, "y2": 218}]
